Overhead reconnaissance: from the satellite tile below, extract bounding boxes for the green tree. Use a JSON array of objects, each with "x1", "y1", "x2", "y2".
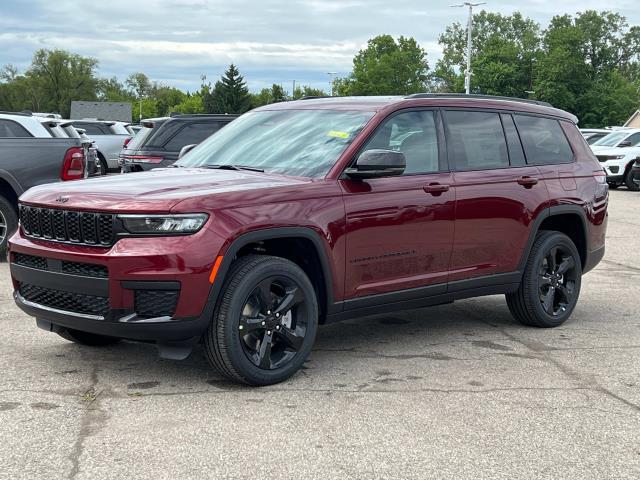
[
  {"x1": 208, "y1": 64, "x2": 251, "y2": 114},
  {"x1": 434, "y1": 12, "x2": 540, "y2": 95},
  {"x1": 251, "y1": 84, "x2": 287, "y2": 107},
  {"x1": 170, "y1": 93, "x2": 204, "y2": 114},
  {"x1": 335, "y1": 35, "x2": 429, "y2": 96},
  {"x1": 292, "y1": 85, "x2": 327, "y2": 99},
  {"x1": 97, "y1": 76, "x2": 134, "y2": 102},
  {"x1": 535, "y1": 11, "x2": 640, "y2": 126},
  {"x1": 25, "y1": 49, "x2": 99, "y2": 116}
]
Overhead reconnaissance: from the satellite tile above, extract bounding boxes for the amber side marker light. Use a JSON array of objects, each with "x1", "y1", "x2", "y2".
[{"x1": 209, "y1": 256, "x2": 224, "y2": 284}]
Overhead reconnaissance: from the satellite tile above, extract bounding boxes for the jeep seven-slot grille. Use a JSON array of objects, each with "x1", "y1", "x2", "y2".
[
  {"x1": 19, "y1": 205, "x2": 115, "y2": 246},
  {"x1": 19, "y1": 282, "x2": 109, "y2": 317}
]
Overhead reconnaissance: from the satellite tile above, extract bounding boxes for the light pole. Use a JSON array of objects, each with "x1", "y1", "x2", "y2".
[
  {"x1": 327, "y1": 72, "x2": 337, "y2": 96},
  {"x1": 451, "y1": 2, "x2": 486, "y2": 94}
]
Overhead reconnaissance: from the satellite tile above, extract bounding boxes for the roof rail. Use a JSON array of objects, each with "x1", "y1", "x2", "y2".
[
  {"x1": 404, "y1": 93, "x2": 552, "y2": 108},
  {"x1": 298, "y1": 96, "x2": 333, "y2": 100},
  {"x1": 169, "y1": 113, "x2": 237, "y2": 118},
  {"x1": 0, "y1": 110, "x2": 32, "y2": 117}
]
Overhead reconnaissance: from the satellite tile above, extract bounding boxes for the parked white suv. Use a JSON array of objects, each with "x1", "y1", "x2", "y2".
[
  {"x1": 68, "y1": 120, "x2": 132, "y2": 174},
  {"x1": 588, "y1": 129, "x2": 640, "y2": 190},
  {"x1": 0, "y1": 112, "x2": 55, "y2": 137}
]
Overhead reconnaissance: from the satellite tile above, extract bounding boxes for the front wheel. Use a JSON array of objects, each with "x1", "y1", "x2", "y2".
[
  {"x1": 0, "y1": 195, "x2": 18, "y2": 256},
  {"x1": 204, "y1": 255, "x2": 318, "y2": 386},
  {"x1": 625, "y1": 168, "x2": 640, "y2": 191},
  {"x1": 506, "y1": 231, "x2": 582, "y2": 328}
]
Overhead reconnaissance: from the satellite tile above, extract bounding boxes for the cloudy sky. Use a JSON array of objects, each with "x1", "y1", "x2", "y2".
[{"x1": 1, "y1": 0, "x2": 638, "y2": 93}]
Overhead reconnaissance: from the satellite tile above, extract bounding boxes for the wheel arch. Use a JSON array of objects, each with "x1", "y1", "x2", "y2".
[
  {"x1": 0, "y1": 172, "x2": 22, "y2": 207},
  {"x1": 210, "y1": 227, "x2": 338, "y2": 324},
  {"x1": 518, "y1": 206, "x2": 588, "y2": 273}
]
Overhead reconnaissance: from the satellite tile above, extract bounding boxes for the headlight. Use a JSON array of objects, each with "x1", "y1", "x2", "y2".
[{"x1": 118, "y1": 214, "x2": 208, "y2": 234}]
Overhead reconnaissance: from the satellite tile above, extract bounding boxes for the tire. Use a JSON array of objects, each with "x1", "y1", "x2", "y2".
[
  {"x1": 98, "y1": 155, "x2": 108, "y2": 176},
  {"x1": 204, "y1": 255, "x2": 318, "y2": 386},
  {"x1": 57, "y1": 328, "x2": 121, "y2": 346},
  {"x1": 607, "y1": 182, "x2": 619, "y2": 190},
  {"x1": 624, "y1": 168, "x2": 640, "y2": 191},
  {"x1": 506, "y1": 231, "x2": 582, "y2": 328},
  {"x1": 0, "y1": 195, "x2": 18, "y2": 257}
]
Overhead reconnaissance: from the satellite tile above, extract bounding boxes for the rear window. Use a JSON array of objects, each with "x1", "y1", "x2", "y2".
[
  {"x1": 126, "y1": 127, "x2": 154, "y2": 150},
  {"x1": 74, "y1": 122, "x2": 108, "y2": 135},
  {"x1": 164, "y1": 122, "x2": 223, "y2": 151},
  {"x1": 514, "y1": 115, "x2": 574, "y2": 165},
  {"x1": 0, "y1": 119, "x2": 32, "y2": 137}
]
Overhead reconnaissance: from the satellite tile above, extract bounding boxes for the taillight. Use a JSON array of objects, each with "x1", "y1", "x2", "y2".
[
  {"x1": 123, "y1": 137, "x2": 132, "y2": 148},
  {"x1": 61, "y1": 147, "x2": 85, "y2": 181},
  {"x1": 125, "y1": 155, "x2": 164, "y2": 164}
]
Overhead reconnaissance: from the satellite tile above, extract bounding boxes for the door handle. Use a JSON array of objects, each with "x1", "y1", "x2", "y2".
[
  {"x1": 424, "y1": 183, "x2": 450, "y2": 196},
  {"x1": 517, "y1": 176, "x2": 539, "y2": 188}
]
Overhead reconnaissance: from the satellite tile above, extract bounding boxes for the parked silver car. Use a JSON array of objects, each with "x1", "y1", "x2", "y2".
[{"x1": 68, "y1": 120, "x2": 132, "y2": 174}]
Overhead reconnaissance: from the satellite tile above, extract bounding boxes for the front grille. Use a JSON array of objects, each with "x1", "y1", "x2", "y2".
[
  {"x1": 13, "y1": 253, "x2": 48, "y2": 270},
  {"x1": 135, "y1": 290, "x2": 179, "y2": 318},
  {"x1": 19, "y1": 282, "x2": 109, "y2": 317},
  {"x1": 19, "y1": 205, "x2": 115, "y2": 246},
  {"x1": 62, "y1": 261, "x2": 108, "y2": 278}
]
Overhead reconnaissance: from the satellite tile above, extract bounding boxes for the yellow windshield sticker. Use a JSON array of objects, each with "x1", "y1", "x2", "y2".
[{"x1": 328, "y1": 130, "x2": 350, "y2": 139}]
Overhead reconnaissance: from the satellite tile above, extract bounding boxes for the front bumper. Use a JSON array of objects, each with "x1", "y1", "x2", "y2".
[{"x1": 8, "y1": 226, "x2": 225, "y2": 344}]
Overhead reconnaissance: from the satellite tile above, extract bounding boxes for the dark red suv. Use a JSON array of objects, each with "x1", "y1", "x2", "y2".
[{"x1": 9, "y1": 94, "x2": 608, "y2": 385}]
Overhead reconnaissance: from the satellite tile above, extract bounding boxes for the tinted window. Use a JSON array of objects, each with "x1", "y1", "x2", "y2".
[
  {"x1": 164, "y1": 122, "x2": 223, "y2": 151},
  {"x1": 501, "y1": 114, "x2": 526, "y2": 167},
  {"x1": 514, "y1": 115, "x2": 573, "y2": 165},
  {"x1": 126, "y1": 126, "x2": 154, "y2": 150},
  {"x1": 74, "y1": 123, "x2": 107, "y2": 135},
  {"x1": 586, "y1": 133, "x2": 607, "y2": 145},
  {"x1": 361, "y1": 110, "x2": 440, "y2": 174},
  {"x1": 0, "y1": 119, "x2": 32, "y2": 137},
  {"x1": 626, "y1": 132, "x2": 640, "y2": 146},
  {"x1": 444, "y1": 111, "x2": 509, "y2": 170}
]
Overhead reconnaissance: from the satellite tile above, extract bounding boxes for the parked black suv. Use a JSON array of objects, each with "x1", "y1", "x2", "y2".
[{"x1": 120, "y1": 114, "x2": 238, "y2": 172}]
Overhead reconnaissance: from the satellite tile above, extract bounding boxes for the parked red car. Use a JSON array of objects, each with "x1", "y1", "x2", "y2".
[{"x1": 9, "y1": 94, "x2": 608, "y2": 385}]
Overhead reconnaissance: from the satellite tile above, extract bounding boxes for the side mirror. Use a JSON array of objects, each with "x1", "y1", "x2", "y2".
[
  {"x1": 619, "y1": 140, "x2": 632, "y2": 148},
  {"x1": 178, "y1": 144, "x2": 197, "y2": 159},
  {"x1": 345, "y1": 149, "x2": 406, "y2": 179}
]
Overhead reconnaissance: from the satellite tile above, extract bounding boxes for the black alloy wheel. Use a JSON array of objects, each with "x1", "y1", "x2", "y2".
[
  {"x1": 204, "y1": 255, "x2": 318, "y2": 386},
  {"x1": 238, "y1": 276, "x2": 308, "y2": 370},
  {"x1": 538, "y1": 245, "x2": 578, "y2": 317},
  {"x1": 506, "y1": 231, "x2": 582, "y2": 328}
]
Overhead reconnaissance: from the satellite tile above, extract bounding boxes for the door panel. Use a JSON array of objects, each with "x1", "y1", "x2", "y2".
[
  {"x1": 450, "y1": 167, "x2": 547, "y2": 281},
  {"x1": 341, "y1": 174, "x2": 455, "y2": 298}
]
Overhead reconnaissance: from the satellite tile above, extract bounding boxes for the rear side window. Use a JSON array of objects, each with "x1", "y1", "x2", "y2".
[
  {"x1": 164, "y1": 122, "x2": 224, "y2": 151},
  {"x1": 74, "y1": 123, "x2": 108, "y2": 135},
  {"x1": 444, "y1": 110, "x2": 509, "y2": 171},
  {"x1": 514, "y1": 115, "x2": 574, "y2": 165},
  {"x1": 0, "y1": 119, "x2": 32, "y2": 137}
]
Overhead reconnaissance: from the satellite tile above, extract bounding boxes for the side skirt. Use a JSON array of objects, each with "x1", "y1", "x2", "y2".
[{"x1": 325, "y1": 272, "x2": 521, "y2": 324}]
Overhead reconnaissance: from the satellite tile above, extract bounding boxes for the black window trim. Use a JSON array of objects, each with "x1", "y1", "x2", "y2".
[
  {"x1": 340, "y1": 107, "x2": 449, "y2": 179},
  {"x1": 512, "y1": 112, "x2": 576, "y2": 166},
  {"x1": 0, "y1": 118, "x2": 34, "y2": 138}
]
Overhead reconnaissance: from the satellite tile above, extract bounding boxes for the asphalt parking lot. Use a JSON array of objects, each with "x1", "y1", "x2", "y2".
[{"x1": 0, "y1": 189, "x2": 639, "y2": 480}]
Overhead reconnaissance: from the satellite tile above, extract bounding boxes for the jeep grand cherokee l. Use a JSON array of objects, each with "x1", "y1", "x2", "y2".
[{"x1": 8, "y1": 94, "x2": 608, "y2": 386}]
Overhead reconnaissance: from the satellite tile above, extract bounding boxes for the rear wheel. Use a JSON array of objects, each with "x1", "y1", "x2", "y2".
[
  {"x1": 204, "y1": 255, "x2": 318, "y2": 386},
  {"x1": 98, "y1": 154, "x2": 108, "y2": 176},
  {"x1": 57, "y1": 328, "x2": 121, "y2": 346},
  {"x1": 625, "y1": 168, "x2": 640, "y2": 191},
  {"x1": 506, "y1": 231, "x2": 582, "y2": 328},
  {"x1": 0, "y1": 195, "x2": 18, "y2": 257}
]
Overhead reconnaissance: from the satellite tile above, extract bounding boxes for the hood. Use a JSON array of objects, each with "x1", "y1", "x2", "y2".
[
  {"x1": 591, "y1": 146, "x2": 640, "y2": 158},
  {"x1": 20, "y1": 168, "x2": 309, "y2": 212}
]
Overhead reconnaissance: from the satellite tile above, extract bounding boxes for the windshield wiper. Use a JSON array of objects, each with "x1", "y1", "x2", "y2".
[{"x1": 201, "y1": 164, "x2": 265, "y2": 172}]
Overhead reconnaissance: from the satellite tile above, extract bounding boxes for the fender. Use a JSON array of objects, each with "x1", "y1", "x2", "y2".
[
  {"x1": 0, "y1": 169, "x2": 25, "y2": 197},
  {"x1": 517, "y1": 204, "x2": 588, "y2": 274},
  {"x1": 207, "y1": 226, "x2": 339, "y2": 318}
]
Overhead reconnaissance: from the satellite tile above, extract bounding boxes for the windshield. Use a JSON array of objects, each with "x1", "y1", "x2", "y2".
[
  {"x1": 593, "y1": 131, "x2": 628, "y2": 147},
  {"x1": 175, "y1": 109, "x2": 374, "y2": 178}
]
